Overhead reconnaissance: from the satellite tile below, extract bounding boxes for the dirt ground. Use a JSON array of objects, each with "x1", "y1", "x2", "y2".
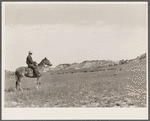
[{"x1": 4, "y1": 58, "x2": 146, "y2": 108}]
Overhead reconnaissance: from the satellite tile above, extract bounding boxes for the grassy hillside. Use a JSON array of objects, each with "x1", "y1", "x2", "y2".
[{"x1": 4, "y1": 55, "x2": 146, "y2": 108}]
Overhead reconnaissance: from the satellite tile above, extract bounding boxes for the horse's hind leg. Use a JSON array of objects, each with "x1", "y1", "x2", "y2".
[
  {"x1": 19, "y1": 78, "x2": 24, "y2": 91},
  {"x1": 15, "y1": 76, "x2": 19, "y2": 91},
  {"x1": 15, "y1": 81, "x2": 19, "y2": 91},
  {"x1": 16, "y1": 77, "x2": 23, "y2": 92}
]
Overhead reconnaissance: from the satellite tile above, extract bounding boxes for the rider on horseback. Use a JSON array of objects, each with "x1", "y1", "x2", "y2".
[{"x1": 26, "y1": 51, "x2": 41, "y2": 77}]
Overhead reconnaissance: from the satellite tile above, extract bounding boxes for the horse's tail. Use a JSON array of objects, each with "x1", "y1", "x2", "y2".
[
  {"x1": 15, "y1": 71, "x2": 19, "y2": 81},
  {"x1": 15, "y1": 70, "x2": 20, "y2": 90},
  {"x1": 15, "y1": 70, "x2": 23, "y2": 81}
]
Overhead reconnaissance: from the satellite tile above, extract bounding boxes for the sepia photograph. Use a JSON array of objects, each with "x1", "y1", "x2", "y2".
[{"x1": 2, "y1": 2, "x2": 148, "y2": 120}]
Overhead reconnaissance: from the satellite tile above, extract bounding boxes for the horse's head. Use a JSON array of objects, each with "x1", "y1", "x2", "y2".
[{"x1": 43, "y1": 57, "x2": 52, "y2": 66}]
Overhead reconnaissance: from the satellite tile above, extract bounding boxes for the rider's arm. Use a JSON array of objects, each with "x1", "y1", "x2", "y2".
[{"x1": 27, "y1": 56, "x2": 34, "y2": 64}]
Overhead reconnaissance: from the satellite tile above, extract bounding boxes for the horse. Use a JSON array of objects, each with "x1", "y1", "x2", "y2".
[{"x1": 15, "y1": 57, "x2": 52, "y2": 91}]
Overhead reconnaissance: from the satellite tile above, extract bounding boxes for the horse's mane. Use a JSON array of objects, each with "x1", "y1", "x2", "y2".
[{"x1": 38, "y1": 58, "x2": 45, "y2": 67}]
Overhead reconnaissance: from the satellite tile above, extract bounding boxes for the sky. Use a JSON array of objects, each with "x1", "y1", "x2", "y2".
[{"x1": 3, "y1": 2, "x2": 147, "y2": 71}]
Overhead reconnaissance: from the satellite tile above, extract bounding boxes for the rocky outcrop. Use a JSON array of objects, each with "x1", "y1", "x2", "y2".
[
  {"x1": 52, "y1": 52, "x2": 146, "y2": 71},
  {"x1": 138, "y1": 53, "x2": 146, "y2": 60},
  {"x1": 54, "y1": 64, "x2": 71, "y2": 70},
  {"x1": 53, "y1": 60, "x2": 116, "y2": 71},
  {"x1": 129, "y1": 53, "x2": 146, "y2": 63}
]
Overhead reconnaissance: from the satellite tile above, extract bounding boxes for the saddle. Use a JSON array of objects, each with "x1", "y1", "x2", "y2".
[{"x1": 25, "y1": 67, "x2": 41, "y2": 78}]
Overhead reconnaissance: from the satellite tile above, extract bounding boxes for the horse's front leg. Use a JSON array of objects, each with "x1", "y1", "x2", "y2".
[
  {"x1": 36, "y1": 77, "x2": 41, "y2": 89},
  {"x1": 20, "y1": 82, "x2": 23, "y2": 92}
]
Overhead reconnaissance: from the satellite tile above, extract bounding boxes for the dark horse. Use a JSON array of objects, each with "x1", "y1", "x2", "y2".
[{"x1": 15, "y1": 57, "x2": 52, "y2": 91}]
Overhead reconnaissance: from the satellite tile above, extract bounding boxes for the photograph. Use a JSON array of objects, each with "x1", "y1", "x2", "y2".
[{"x1": 2, "y1": 2, "x2": 148, "y2": 120}]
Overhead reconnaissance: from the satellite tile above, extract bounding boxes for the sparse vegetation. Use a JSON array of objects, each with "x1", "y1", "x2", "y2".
[{"x1": 5, "y1": 53, "x2": 146, "y2": 108}]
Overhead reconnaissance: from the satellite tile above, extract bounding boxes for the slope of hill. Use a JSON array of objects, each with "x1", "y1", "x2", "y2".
[
  {"x1": 53, "y1": 53, "x2": 146, "y2": 70},
  {"x1": 51, "y1": 52, "x2": 146, "y2": 74},
  {"x1": 53, "y1": 60, "x2": 117, "y2": 71}
]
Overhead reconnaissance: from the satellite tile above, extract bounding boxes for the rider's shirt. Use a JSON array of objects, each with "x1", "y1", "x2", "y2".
[{"x1": 26, "y1": 55, "x2": 34, "y2": 65}]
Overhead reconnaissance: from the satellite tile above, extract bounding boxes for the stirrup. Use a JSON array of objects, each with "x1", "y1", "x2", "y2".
[{"x1": 34, "y1": 74, "x2": 41, "y2": 77}]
